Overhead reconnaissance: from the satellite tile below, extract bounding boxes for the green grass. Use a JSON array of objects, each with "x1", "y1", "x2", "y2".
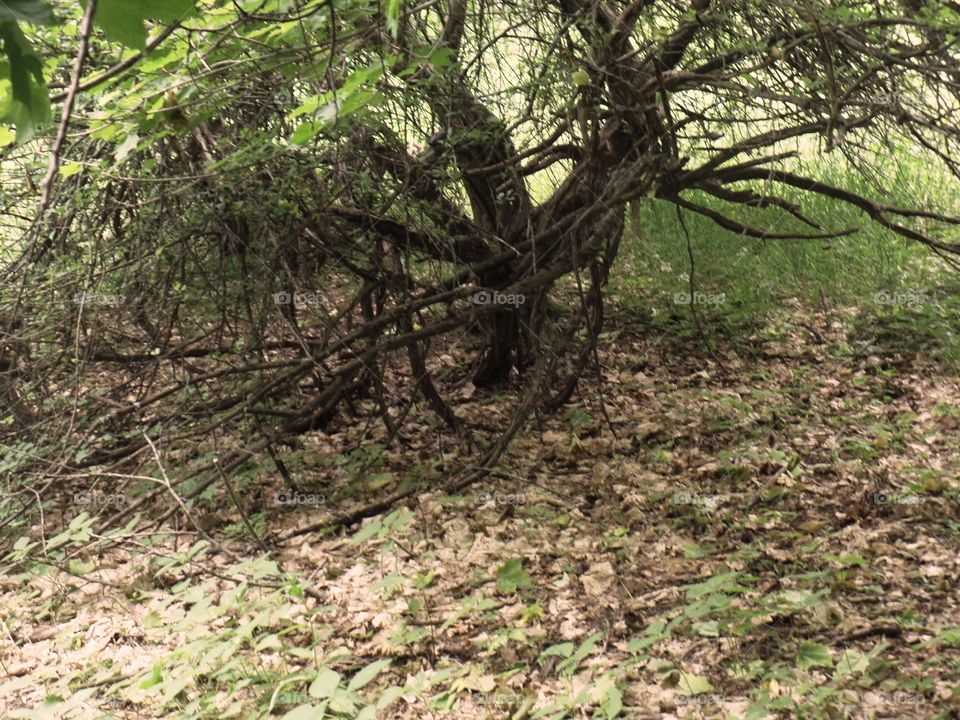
[{"x1": 610, "y1": 151, "x2": 959, "y2": 341}]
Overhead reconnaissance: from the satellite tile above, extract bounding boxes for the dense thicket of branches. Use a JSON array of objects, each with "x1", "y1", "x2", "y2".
[{"x1": 2, "y1": 0, "x2": 960, "y2": 531}]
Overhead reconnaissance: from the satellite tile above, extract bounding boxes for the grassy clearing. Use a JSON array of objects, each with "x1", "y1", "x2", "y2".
[{"x1": 610, "y1": 153, "x2": 960, "y2": 357}]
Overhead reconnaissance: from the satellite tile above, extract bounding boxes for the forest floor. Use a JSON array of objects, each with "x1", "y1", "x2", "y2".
[{"x1": 2, "y1": 301, "x2": 959, "y2": 720}]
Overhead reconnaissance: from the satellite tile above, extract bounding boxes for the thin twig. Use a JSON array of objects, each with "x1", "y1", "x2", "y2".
[
  {"x1": 37, "y1": 0, "x2": 99, "y2": 218},
  {"x1": 214, "y1": 459, "x2": 271, "y2": 554}
]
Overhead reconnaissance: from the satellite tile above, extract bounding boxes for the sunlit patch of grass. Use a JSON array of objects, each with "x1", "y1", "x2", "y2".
[{"x1": 610, "y1": 150, "x2": 959, "y2": 344}]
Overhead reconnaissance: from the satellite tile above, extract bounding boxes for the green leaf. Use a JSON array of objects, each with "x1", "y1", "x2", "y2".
[
  {"x1": 140, "y1": 664, "x2": 163, "y2": 689},
  {"x1": 0, "y1": 0, "x2": 53, "y2": 24},
  {"x1": 327, "y1": 688, "x2": 357, "y2": 714},
  {"x1": 85, "y1": 0, "x2": 196, "y2": 50},
  {"x1": 355, "y1": 707, "x2": 377, "y2": 720},
  {"x1": 572, "y1": 69, "x2": 591, "y2": 86},
  {"x1": 366, "y1": 472, "x2": 393, "y2": 490},
  {"x1": 347, "y1": 659, "x2": 391, "y2": 691},
  {"x1": 385, "y1": 0, "x2": 401, "y2": 38},
  {"x1": 935, "y1": 627, "x2": 960, "y2": 647},
  {"x1": 58, "y1": 161, "x2": 84, "y2": 177},
  {"x1": 682, "y1": 542, "x2": 709, "y2": 559},
  {"x1": 350, "y1": 518, "x2": 383, "y2": 545},
  {"x1": 289, "y1": 119, "x2": 323, "y2": 145},
  {"x1": 308, "y1": 669, "x2": 341, "y2": 698},
  {"x1": 0, "y1": 20, "x2": 51, "y2": 140},
  {"x1": 281, "y1": 705, "x2": 326, "y2": 720},
  {"x1": 376, "y1": 686, "x2": 406, "y2": 709},
  {"x1": 796, "y1": 641, "x2": 833, "y2": 670},
  {"x1": 565, "y1": 407, "x2": 592, "y2": 427},
  {"x1": 86, "y1": 0, "x2": 148, "y2": 49},
  {"x1": 68, "y1": 559, "x2": 96, "y2": 574},
  {"x1": 140, "y1": 0, "x2": 196, "y2": 23},
  {"x1": 833, "y1": 649, "x2": 869, "y2": 680},
  {"x1": 601, "y1": 683, "x2": 623, "y2": 718},
  {"x1": 496, "y1": 558, "x2": 533, "y2": 594},
  {"x1": 683, "y1": 571, "x2": 752, "y2": 599},
  {"x1": 692, "y1": 620, "x2": 721, "y2": 637},
  {"x1": 429, "y1": 47, "x2": 454, "y2": 70},
  {"x1": 114, "y1": 132, "x2": 140, "y2": 162},
  {"x1": 677, "y1": 671, "x2": 714, "y2": 695},
  {"x1": 539, "y1": 642, "x2": 574, "y2": 661},
  {"x1": 413, "y1": 571, "x2": 434, "y2": 589},
  {"x1": 557, "y1": 633, "x2": 601, "y2": 676}
]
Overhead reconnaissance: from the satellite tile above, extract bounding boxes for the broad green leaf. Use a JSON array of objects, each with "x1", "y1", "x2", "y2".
[
  {"x1": 256, "y1": 634, "x2": 283, "y2": 651},
  {"x1": 281, "y1": 705, "x2": 326, "y2": 720},
  {"x1": 833, "y1": 649, "x2": 869, "y2": 679},
  {"x1": 328, "y1": 687, "x2": 357, "y2": 714},
  {"x1": 85, "y1": 0, "x2": 196, "y2": 50},
  {"x1": 429, "y1": 47, "x2": 454, "y2": 69},
  {"x1": 355, "y1": 706, "x2": 377, "y2": 720},
  {"x1": 796, "y1": 641, "x2": 833, "y2": 670},
  {"x1": 677, "y1": 671, "x2": 715, "y2": 695},
  {"x1": 350, "y1": 518, "x2": 383, "y2": 545},
  {"x1": 68, "y1": 559, "x2": 96, "y2": 574},
  {"x1": 348, "y1": 659, "x2": 391, "y2": 691},
  {"x1": 139, "y1": 47, "x2": 181, "y2": 73},
  {"x1": 377, "y1": 686, "x2": 405, "y2": 709},
  {"x1": 496, "y1": 558, "x2": 533, "y2": 594},
  {"x1": 59, "y1": 161, "x2": 84, "y2": 177},
  {"x1": 140, "y1": 0, "x2": 196, "y2": 23},
  {"x1": 0, "y1": 20, "x2": 50, "y2": 140},
  {"x1": 0, "y1": 0, "x2": 52, "y2": 24},
  {"x1": 603, "y1": 685, "x2": 623, "y2": 718},
  {"x1": 86, "y1": 0, "x2": 149, "y2": 49},
  {"x1": 289, "y1": 119, "x2": 323, "y2": 145},
  {"x1": 308, "y1": 668, "x2": 341, "y2": 698}
]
